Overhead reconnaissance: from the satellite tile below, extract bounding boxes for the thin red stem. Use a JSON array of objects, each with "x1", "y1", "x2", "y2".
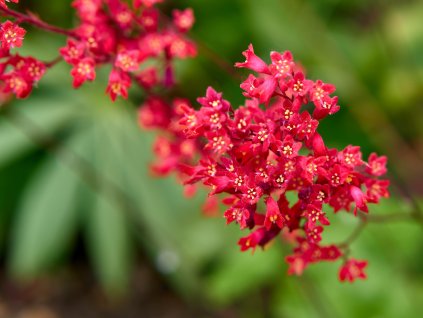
[
  {"x1": 0, "y1": 6, "x2": 78, "y2": 38},
  {"x1": 43, "y1": 56, "x2": 62, "y2": 68}
]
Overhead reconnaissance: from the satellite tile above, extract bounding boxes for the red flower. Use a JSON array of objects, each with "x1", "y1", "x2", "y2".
[
  {"x1": 280, "y1": 72, "x2": 312, "y2": 98},
  {"x1": 59, "y1": 40, "x2": 86, "y2": 64},
  {"x1": 304, "y1": 204, "x2": 330, "y2": 229},
  {"x1": 264, "y1": 197, "x2": 284, "y2": 230},
  {"x1": 135, "y1": 67, "x2": 158, "y2": 89},
  {"x1": 238, "y1": 227, "x2": 278, "y2": 252},
  {"x1": 366, "y1": 153, "x2": 388, "y2": 176},
  {"x1": 70, "y1": 57, "x2": 96, "y2": 88},
  {"x1": 311, "y1": 80, "x2": 336, "y2": 106},
  {"x1": 115, "y1": 50, "x2": 140, "y2": 72},
  {"x1": 19, "y1": 57, "x2": 46, "y2": 82},
  {"x1": 197, "y1": 86, "x2": 231, "y2": 112},
  {"x1": 0, "y1": 21, "x2": 26, "y2": 50},
  {"x1": 350, "y1": 185, "x2": 368, "y2": 215},
  {"x1": 224, "y1": 204, "x2": 251, "y2": 229},
  {"x1": 138, "y1": 97, "x2": 171, "y2": 129},
  {"x1": 240, "y1": 74, "x2": 276, "y2": 104},
  {"x1": 339, "y1": 259, "x2": 368, "y2": 282},
  {"x1": 286, "y1": 254, "x2": 307, "y2": 276},
  {"x1": 139, "y1": 8, "x2": 159, "y2": 32},
  {"x1": 106, "y1": 69, "x2": 131, "y2": 101},
  {"x1": 173, "y1": 9, "x2": 195, "y2": 33},
  {"x1": 167, "y1": 36, "x2": 197, "y2": 59},
  {"x1": 1, "y1": 73, "x2": 31, "y2": 98},
  {"x1": 365, "y1": 179, "x2": 390, "y2": 204},
  {"x1": 235, "y1": 44, "x2": 269, "y2": 74},
  {"x1": 109, "y1": 0, "x2": 134, "y2": 30},
  {"x1": 269, "y1": 50, "x2": 294, "y2": 78}
]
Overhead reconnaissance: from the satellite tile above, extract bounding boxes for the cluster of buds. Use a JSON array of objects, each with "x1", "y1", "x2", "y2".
[
  {"x1": 169, "y1": 44, "x2": 389, "y2": 282},
  {"x1": 0, "y1": 0, "x2": 196, "y2": 101}
]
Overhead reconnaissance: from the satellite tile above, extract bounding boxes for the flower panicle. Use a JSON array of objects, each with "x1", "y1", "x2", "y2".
[{"x1": 151, "y1": 44, "x2": 389, "y2": 282}]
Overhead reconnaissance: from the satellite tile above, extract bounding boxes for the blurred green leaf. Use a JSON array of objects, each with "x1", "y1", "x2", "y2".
[
  {"x1": 85, "y1": 189, "x2": 133, "y2": 295},
  {"x1": 76, "y1": 117, "x2": 135, "y2": 295},
  {"x1": 8, "y1": 135, "x2": 82, "y2": 277},
  {"x1": 0, "y1": 96, "x2": 77, "y2": 168}
]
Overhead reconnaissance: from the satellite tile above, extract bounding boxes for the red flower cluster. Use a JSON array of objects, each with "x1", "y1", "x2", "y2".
[
  {"x1": 169, "y1": 44, "x2": 389, "y2": 282},
  {"x1": 63, "y1": 0, "x2": 196, "y2": 100},
  {"x1": 1, "y1": 0, "x2": 196, "y2": 100},
  {"x1": 0, "y1": 1, "x2": 46, "y2": 98},
  {"x1": 0, "y1": 17, "x2": 46, "y2": 98}
]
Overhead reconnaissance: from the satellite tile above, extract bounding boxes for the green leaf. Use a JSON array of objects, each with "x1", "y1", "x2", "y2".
[
  {"x1": 0, "y1": 95, "x2": 78, "y2": 168},
  {"x1": 83, "y1": 122, "x2": 133, "y2": 295},
  {"x1": 8, "y1": 136, "x2": 81, "y2": 277},
  {"x1": 85, "y1": 190, "x2": 132, "y2": 295}
]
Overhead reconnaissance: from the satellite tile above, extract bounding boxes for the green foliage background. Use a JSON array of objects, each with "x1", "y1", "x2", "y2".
[{"x1": 1, "y1": 0, "x2": 423, "y2": 317}]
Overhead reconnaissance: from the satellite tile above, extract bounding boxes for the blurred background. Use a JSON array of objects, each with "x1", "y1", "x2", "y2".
[{"x1": 1, "y1": 0, "x2": 423, "y2": 317}]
